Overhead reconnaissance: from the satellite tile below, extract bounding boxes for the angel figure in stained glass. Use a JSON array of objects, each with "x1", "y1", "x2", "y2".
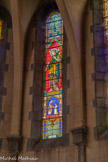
[{"x1": 46, "y1": 48, "x2": 61, "y2": 91}]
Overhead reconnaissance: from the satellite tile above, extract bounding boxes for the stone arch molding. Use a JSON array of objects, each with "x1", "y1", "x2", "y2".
[
  {"x1": 26, "y1": 0, "x2": 86, "y2": 128},
  {"x1": 23, "y1": 0, "x2": 88, "y2": 128},
  {"x1": 24, "y1": 0, "x2": 87, "y2": 151},
  {"x1": 27, "y1": 0, "x2": 69, "y2": 150}
]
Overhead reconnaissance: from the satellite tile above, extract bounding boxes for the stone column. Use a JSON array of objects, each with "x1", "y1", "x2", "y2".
[
  {"x1": 7, "y1": 136, "x2": 22, "y2": 162},
  {"x1": 7, "y1": 0, "x2": 23, "y2": 158},
  {"x1": 72, "y1": 127, "x2": 88, "y2": 162}
]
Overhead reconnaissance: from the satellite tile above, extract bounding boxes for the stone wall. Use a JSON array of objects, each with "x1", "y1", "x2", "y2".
[{"x1": 0, "y1": 0, "x2": 108, "y2": 162}]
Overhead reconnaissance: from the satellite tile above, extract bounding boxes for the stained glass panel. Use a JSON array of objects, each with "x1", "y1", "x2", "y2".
[
  {"x1": 103, "y1": 0, "x2": 108, "y2": 62},
  {"x1": 0, "y1": 20, "x2": 3, "y2": 40},
  {"x1": 42, "y1": 118, "x2": 62, "y2": 139},
  {"x1": 42, "y1": 12, "x2": 63, "y2": 139}
]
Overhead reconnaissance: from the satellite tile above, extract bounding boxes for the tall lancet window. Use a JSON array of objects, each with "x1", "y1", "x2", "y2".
[
  {"x1": 42, "y1": 12, "x2": 63, "y2": 139},
  {"x1": 103, "y1": 0, "x2": 108, "y2": 65},
  {"x1": 0, "y1": 20, "x2": 3, "y2": 40}
]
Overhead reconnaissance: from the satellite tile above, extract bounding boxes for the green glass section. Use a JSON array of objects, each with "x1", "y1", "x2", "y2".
[
  {"x1": 46, "y1": 119, "x2": 59, "y2": 137},
  {"x1": 48, "y1": 14, "x2": 61, "y2": 23},
  {"x1": 48, "y1": 20, "x2": 61, "y2": 33}
]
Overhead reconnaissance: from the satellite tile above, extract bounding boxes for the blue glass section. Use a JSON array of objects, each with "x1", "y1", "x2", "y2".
[
  {"x1": 44, "y1": 92, "x2": 47, "y2": 96},
  {"x1": 44, "y1": 127, "x2": 46, "y2": 129},
  {"x1": 46, "y1": 96, "x2": 60, "y2": 115},
  {"x1": 60, "y1": 90, "x2": 62, "y2": 93},
  {"x1": 107, "y1": 39, "x2": 108, "y2": 45}
]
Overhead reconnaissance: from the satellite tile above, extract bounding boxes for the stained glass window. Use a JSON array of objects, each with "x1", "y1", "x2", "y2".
[
  {"x1": 0, "y1": 20, "x2": 3, "y2": 40},
  {"x1": 42, "y1": 12, "x2": 63, "y2": 139},
  {"x1": 103, "y1": 0, "x2": 108, "y2": 64}
]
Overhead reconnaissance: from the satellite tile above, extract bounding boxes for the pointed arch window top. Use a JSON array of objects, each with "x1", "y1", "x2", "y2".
[
  {"x1": 46, "y1": 12, "x2": 63, "y2": 46},
  {"x1": 47, "y1": 12, "x2": 62, "y2": 23}
]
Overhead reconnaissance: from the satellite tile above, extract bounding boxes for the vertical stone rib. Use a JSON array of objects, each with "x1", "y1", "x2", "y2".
[
  {"x1": 72, "y1": 127, "x2": 88, "y2": 162},
  {"x1": 56, "y1": 0, "x2": 85, "y2": 129},
  {"x1": 10, "y1": 0, "x2": 23, "y2": 136}
]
